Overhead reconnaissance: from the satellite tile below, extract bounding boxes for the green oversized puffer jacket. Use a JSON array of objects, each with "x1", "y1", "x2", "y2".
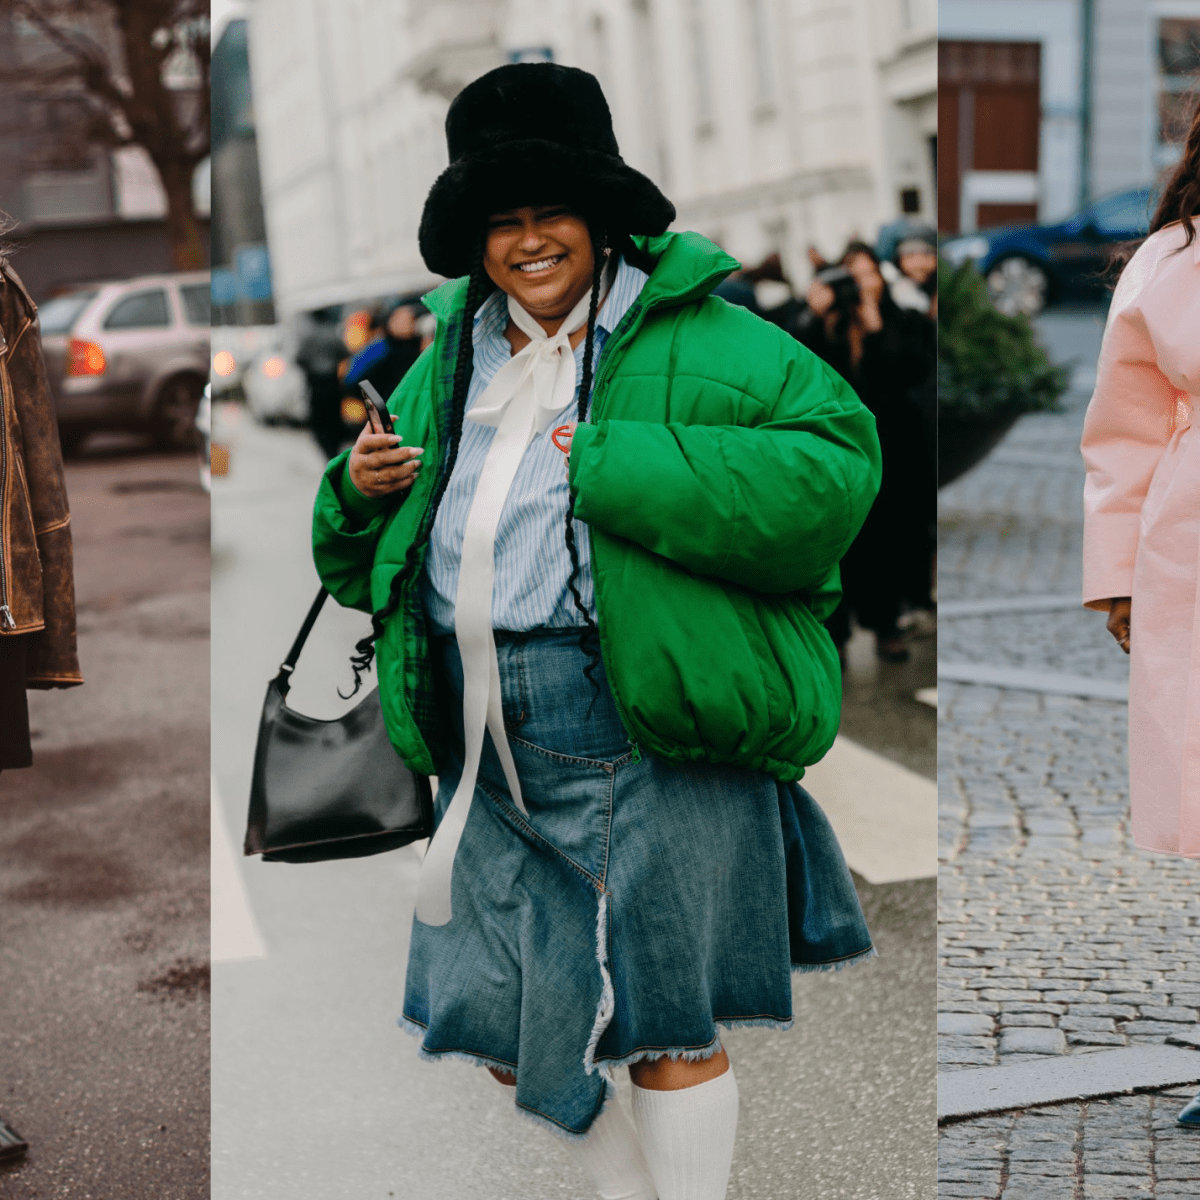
[{"x1": 312, "y1": 231, "x2": 881, "y2": 782}]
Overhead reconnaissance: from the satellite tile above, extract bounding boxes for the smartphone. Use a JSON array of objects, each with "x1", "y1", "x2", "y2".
[{"x1": 359, "y1": 380, "x2": 394, "y2": 435}]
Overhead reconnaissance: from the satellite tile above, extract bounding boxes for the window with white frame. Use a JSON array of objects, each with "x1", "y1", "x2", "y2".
[{"x1": 1156, "y1": 15, "x2": 1200, "y2": 166}]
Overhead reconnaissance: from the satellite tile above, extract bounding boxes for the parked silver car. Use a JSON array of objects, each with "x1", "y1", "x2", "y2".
[{"x1": 38, "y1": 271, "x2": 210, "y2": 452}]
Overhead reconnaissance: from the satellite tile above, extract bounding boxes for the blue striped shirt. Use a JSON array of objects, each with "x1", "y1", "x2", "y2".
[{"x1": 422, "y1": 255, "x2": 648, "y2": 634}]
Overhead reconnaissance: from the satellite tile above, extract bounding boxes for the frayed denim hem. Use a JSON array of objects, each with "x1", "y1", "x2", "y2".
[
  {"x1": 717, "y1": 1016, "x2": 795, "y2": 1033},
  {"x1": 512, "y1": 1077, "x2": 619, "y2": 1143},
  {"x1": 791, "y1": 944, "x2": 878, "y2": 974},
  {"x1": 397, "y1": 1014, "x2": 519, "y2": 1079},
  {"x1": 398, "y1": 1013, "x2": 617, "y2": 1140},
  {"x1": 596, "y1": 1034, "x2": 729, "y2": 1073}
]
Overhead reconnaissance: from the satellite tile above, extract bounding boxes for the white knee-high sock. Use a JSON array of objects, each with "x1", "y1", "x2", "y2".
[
  {"x1": 630, "y1": 1065, "x2": 738, "y2": 1200},
  {"x1": 563, "y1": 1093, "x2": 658, "y2": 1200}
]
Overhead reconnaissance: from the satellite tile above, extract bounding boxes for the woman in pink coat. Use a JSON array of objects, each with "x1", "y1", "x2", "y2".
[{"x1": 1081, "y1": 96, "x2": 1200, "y2": 1128}]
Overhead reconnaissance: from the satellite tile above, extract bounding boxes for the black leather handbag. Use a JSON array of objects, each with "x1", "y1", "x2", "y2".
[{"x1": 244, "y1": 588, "x2": 433, "y2": 863}]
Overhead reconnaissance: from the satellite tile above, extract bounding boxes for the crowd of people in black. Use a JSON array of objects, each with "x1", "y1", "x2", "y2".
[{"x1": 716, "y1": 229, "x2": 938, "y2": 666}]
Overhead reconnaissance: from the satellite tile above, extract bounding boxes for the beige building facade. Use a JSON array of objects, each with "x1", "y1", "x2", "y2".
[{"x1": 248, "y1": 0, "x2": 936, "y2": 315}]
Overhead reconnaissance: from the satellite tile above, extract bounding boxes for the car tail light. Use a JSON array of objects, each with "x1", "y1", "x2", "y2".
[
  {"x1": 67, "y1": 339, "x2": 106, "y2": 377},
  {"x1": 343, "y1": 310, "x2": 370, "y2": 353},
  {"x1": 341, "y1": 397, "x2": 367, "y2": 425}
]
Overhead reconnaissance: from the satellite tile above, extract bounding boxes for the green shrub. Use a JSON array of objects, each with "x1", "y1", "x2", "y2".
[{"x1": 937, "y1": 259, "x2": 1071, "y2": 417}]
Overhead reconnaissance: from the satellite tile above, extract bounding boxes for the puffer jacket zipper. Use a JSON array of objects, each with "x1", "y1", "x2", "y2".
[{"x1": 0, "y1": 327, "x2": 14, "y2": 631}]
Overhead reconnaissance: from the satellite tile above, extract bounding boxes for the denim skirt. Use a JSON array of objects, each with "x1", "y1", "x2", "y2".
[{"x1": 401, "y1": 629, "x2": 873, "y2": 1137}]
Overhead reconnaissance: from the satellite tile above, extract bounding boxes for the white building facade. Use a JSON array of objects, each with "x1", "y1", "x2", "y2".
[
  {"x1": 247, "y1": 0, "x2": 936, "y2": 316},
  {"x1": 940, "y1": 0, "x2": 1200, "y2": 233}
]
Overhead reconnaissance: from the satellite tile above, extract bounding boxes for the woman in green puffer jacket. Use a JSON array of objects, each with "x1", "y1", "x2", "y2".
[{"x1": 313, "y1": 63, "x2": 881, "y2": 1200}]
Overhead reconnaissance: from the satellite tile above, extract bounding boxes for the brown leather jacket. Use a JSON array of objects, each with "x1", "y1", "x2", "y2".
[{"x1": 1, "y1": 261, "x2": 83, "y2": 688}]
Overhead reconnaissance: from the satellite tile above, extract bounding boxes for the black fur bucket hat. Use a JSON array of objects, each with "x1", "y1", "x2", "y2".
[{"x1": 418, "y1": 62, "x2": 675, "y2": 278}]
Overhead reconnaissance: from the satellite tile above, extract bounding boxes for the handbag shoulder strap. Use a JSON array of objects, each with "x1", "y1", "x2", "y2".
[{"x1": 274, "y1": 587, "x2": 330, "y2": 691}]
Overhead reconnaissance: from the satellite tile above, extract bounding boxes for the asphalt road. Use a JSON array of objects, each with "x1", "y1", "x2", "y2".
[
  {"x1": 0, "y1": 437, "x2": 210, "y2": 1199},
  {"x1": 211, "y1": 417, "x2": 935, "y2": 1200}
]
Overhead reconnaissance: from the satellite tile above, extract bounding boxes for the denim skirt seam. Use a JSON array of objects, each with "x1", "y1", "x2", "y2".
[
  {"x1": 475, "y1": 774, "x2": 607, "y2": 891},
  {"x1": 507, "y1": 732, "x2": 632, "y2": 771}
]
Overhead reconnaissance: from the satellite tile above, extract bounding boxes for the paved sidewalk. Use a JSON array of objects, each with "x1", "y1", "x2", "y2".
[{"x1": 937, "y1": 309, "x2": 1200, "y2": 1198}]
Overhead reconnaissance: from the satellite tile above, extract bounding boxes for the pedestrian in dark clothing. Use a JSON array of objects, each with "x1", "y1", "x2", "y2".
[
  {"x1": 793, "y1": 241, "x2": 935, "y2": 662},
  {"x1": 0, "y1": 253, "x2": 84, "y2": 1163},
  {"x1": 342, "y1": 302, "x2": 426, "y2": 407},
  {"x1": 296, "y1": 307, "x2": 348, "y2": 460},
  {"x1": 0, "y1": 258, "x2": 83, "y2": 772}
]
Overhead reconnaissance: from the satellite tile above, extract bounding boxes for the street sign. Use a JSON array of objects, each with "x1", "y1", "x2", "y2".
[
  {"x1": 234, "y1": 244, "x2": 273, "y2": 301},
  {"x1": 211, "y1": 268, "x2": 237, "y2": 306}
]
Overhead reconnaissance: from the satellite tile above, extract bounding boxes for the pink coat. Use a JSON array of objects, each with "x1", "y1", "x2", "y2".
[{"x1": 1081, "y1": 218, "x2": 1200, "y2": 858}]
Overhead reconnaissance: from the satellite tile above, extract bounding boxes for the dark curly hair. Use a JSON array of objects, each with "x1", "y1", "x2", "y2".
[{"x1": 1111, "y1": 90, "x2": 1200, "y2": 277}]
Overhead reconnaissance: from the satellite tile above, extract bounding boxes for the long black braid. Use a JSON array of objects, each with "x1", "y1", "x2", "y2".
[
  {"x1": 343, "y1": 233, "x2": 491, "y2": 696},
  {"x1": 563, "y1": 225, "x2": 609, "y2": 698}
]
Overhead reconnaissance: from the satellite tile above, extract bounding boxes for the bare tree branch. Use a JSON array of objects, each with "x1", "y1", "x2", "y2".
[{"x1": 0, "y1": 0, "x2": 210, "y2": 268}]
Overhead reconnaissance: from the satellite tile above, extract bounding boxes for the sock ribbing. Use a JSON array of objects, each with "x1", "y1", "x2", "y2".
[
  {"x1": 563, "y1": 1093, "x2": 658, "y2": 1200},
  {"x1": 630, "y1": 1065, "x2": 739, "y2": 1200}
]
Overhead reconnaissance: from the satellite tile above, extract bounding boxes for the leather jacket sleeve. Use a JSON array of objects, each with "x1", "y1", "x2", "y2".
[{"x1": 1, "y1": 261, "x2": 83, "y2": 687}]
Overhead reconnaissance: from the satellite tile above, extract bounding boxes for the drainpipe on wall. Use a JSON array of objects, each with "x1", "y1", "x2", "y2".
[{"x1": 1079, "y1": 0, "x2": 1094, "y2": 208}]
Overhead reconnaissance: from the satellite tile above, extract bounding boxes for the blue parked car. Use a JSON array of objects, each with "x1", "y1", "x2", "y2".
[{"x1": 940, "y1": 187, "x2": 1155, "y2": 316}]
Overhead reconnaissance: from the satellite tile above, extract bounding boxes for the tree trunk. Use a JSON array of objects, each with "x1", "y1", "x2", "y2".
[{"x1": 158, "y1": 157, "x2": 204, "y2": 272}]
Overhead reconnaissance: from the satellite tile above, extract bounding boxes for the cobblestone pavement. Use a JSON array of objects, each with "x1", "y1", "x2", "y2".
[{"x1": 938, "y1": 309, "x2": 1200, "y2": 1198}]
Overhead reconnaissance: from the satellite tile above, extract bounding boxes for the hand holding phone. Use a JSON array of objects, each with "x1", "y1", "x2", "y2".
[{"x1": 347, "y1": 380, "x2": 423, "y2": 498}]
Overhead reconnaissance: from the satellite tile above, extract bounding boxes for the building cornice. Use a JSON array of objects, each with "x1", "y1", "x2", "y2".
[{"x1": 672, "y1": 165, "x2": 875, "y2": 223}]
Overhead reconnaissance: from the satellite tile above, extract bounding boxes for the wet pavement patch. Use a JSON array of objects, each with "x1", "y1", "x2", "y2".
[
  {"x1": 0, "y1": 739, "x2": 135, "y2": 817},
  {"x1": 137, "y1": 957, "x2": 210, "y2": 1002},
  {"x1": 3, "y1": 836, "x2": 141, "y2": 906},
  {"x1": 109, "y1": 478, "x2": 201, "y2": 495}
]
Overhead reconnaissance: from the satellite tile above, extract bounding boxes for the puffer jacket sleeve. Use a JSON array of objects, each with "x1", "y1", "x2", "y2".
[
  {"x1": 569, "y1": 345, "x2": 881, "y2": 595},
  {"x1": 311, "y1": 352, "x2": 434, "y2": 613}
]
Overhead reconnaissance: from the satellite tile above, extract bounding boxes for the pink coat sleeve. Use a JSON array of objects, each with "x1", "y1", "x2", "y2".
[{"x1": 1080, "y1": 243, "x2": 1180, "y2": 611}]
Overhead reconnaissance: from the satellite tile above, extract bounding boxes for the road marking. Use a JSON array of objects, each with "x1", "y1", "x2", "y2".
[
  {"x1": 939, "y1": 594, "x2": 1083, "y2": 618},
  {"x1": 938, "y1": 1046, "x2": 1200, "y2": 1122},
  {"x1": 803, "y1": 736, "x2": 937, "y2": 884},
  {"x1": 988, "y1": 449, "x2": 1084, "y2": 469},
  {"x1": 937, "y1": 660, "x2": 1127, "y2": 702},
  {"x1": 212, "y1": 780, "x2": 267, "y2": 963}
]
